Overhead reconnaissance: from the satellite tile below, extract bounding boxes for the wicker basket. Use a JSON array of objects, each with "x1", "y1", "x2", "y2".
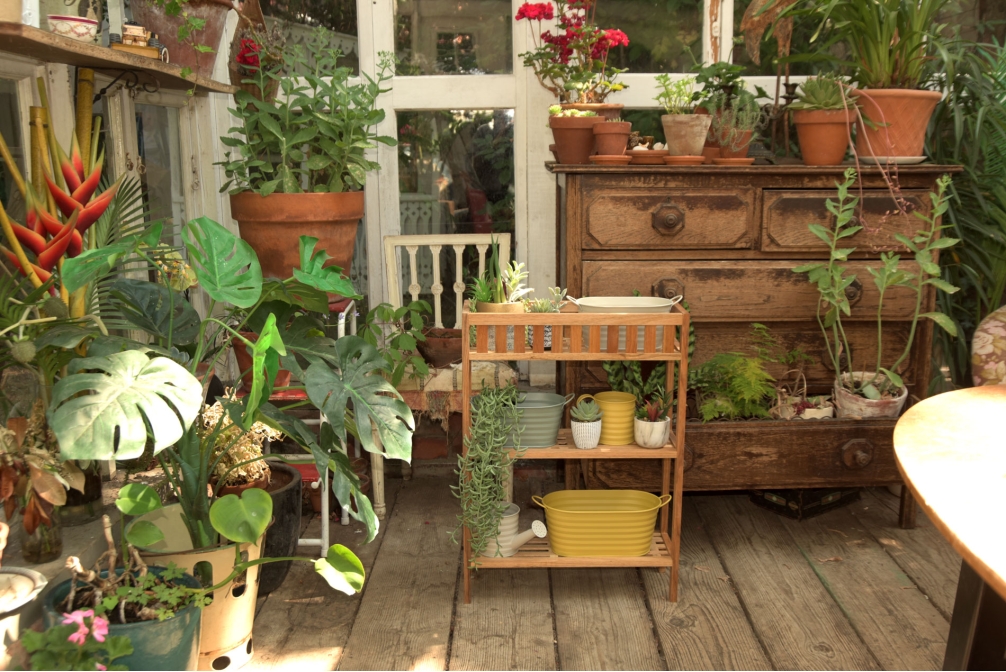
[{"x1": 533, "y1": 490, "x2": 670, "y2": 556}]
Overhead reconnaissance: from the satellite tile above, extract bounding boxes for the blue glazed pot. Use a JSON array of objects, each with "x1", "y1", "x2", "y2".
[{"x1": 43, "y1": 566, "x2": 202, "y2": 671}]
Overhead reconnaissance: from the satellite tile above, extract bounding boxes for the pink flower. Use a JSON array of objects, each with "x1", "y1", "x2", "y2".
[
  {"x1": 67, "y1": 625, "x2": 88, "y2": 646},
  {"x1": 96, "y1": 666, "x2": 107, "y2": 671},
  {"x1": 91, "y1": 616, "x2": 109, "y2": 643},
  {"x1": 61, "y1": 609, "x2": 94, "y2": 627}
]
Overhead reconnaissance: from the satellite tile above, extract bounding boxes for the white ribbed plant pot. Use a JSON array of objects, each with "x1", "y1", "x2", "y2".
[
  {"x1": 833, "y1": 372, "x2": 908, "y2": 419},
  {"x1": 129, "y1": 504, "x2": 262, "y2": 671},
  {"x1": 571, "y1": 420, "x2": 602, "y2": 449},
  {"x1": 634, "y1": 418, "x2": 670, "y2": 448}
]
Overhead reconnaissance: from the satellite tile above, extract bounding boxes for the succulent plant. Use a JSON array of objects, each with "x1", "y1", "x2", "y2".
[
  {"x1": 571, "y1": 399, "x2": 603, "y2": 423},
  {"x1": 789, "y1": 75, "x2": 851, "y2": 112}
]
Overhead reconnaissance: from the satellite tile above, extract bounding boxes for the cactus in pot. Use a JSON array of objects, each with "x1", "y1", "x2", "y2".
[{"x1": 570, "y1": 398, "x2": 603, "y2": 449}]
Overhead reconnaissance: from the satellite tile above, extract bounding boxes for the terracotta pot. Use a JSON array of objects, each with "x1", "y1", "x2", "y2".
[
  {"x1": 130, "y1": 0, "x2": 232, "y2": 74},
  {"x1": 852, "y1": 88, "x2": 942, "y2": 158},
  {"x1": 549, "y1": 115, "x2": 599, "y2": 165},
  {"x1": 216, "y1": 473, "x2": 269, "y2": 498},
  {"x1": 719, "y1": 130, "x2": 753, "y2": 159},
  {"x1": 232, "y1": 332, "x2": 292, "y2": 390},
  {"x1": 593, "y1": 121, "x2": 631, "y2": 156},
  {"x1": 548, "y1": 144, "x2": 559, "y2": 161},
  {"x1": 833, "y1": 372, "x2": 909, "y2": 419},
  {"x1": 695, "y1": 106, "x2": 721, "y2": 152},
  {"x1": 661, "y1": 114, "x2": 712, "y2": 156},
  {"x1": 230, "y1": 191, "x2": 363, "y2": 281},
  {"x1": 561, "y1": 102, "x2": 624, "y2": 121},
  {"x1": 629, "y1": 150, "x2": 669, "y2": 165},
  {"x1": 701, "y1": 146, "x2": 721, "y2": 164},
  {"x1": 663, "y1": 155, "x2": 704, "y2": 165},
  {"x1": 794, "y1": 109, "x2": 855, "y2": 166},
  {"x1": 416, "y1": 327, "x2": 462, "y2": 368}
]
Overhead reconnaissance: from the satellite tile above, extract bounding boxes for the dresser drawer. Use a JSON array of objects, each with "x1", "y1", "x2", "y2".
[
  {"x1": 761, "y1": 189, "x2": 931, "y2": 253},
  {"x1": 582, "y1": 260, "x2": 919, "y2": 321},
  {"x1": 580, "y1": 188, "x2": 758, "y2": 250}
]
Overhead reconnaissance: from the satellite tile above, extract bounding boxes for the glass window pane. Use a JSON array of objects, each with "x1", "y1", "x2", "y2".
[
  {"x1": 395, "y1": 0, "x2": 513, "y2": 75},
  {"x1": 395, "y1": 109, "x2": 514, "y2": 314},
  {"x1": 595, "y1": 0, "x2": 702, "y2": 73},
  {"x1": 260, "y1": 0, "x2": 359, "y2": 73},
  {"x1": 135, "y1": 105, "x2": 185, "y2": 243},
  {"x1": 0, "y1": 79, "x2": 26, "y2": 223}
]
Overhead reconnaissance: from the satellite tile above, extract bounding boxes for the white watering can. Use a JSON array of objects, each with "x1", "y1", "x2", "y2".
[{"x1": 481, "y1": 504, "x2": 547, "y2": 558}]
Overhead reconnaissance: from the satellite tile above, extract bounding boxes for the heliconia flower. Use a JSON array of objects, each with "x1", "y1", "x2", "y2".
[
  {"x1": 34, "y1": 206, "x2": 83, "y2": 258},
  {"x1": 44, "y1": 170, "x2": 125, "y2": 235},
  {"x1": 36, "y1": 210, "x2": 80, "y2": 273},
  {"x1": 2, "y1": 245, "x2": 53, "y2": 287}
]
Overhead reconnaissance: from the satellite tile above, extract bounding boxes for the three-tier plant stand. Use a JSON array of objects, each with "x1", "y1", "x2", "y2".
[{"x1": 460, "y1": 305, "x2": 689, "y2": 603}]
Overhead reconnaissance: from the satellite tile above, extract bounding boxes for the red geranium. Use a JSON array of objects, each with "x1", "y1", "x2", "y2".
[
  {"x1": 515, "y1": 2, "x2": 554, "y2": 21},
  {"x1": 236, "y1": 38, "x2": 261, "y2": 68}
]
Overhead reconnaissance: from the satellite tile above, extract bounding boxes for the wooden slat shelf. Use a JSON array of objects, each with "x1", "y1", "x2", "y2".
[
  {"x1": 0, "y1": 22, "x2": 236, "y2": 94},
  {"x1": 471, "y1": 532, "x2": 674, "y2": 569},
  {"x1": 512, "y1": 429, "x2": 677, "y2": 460},
  {"x1": 461, "y1": 305, "x2": 689, "y2": 604}
]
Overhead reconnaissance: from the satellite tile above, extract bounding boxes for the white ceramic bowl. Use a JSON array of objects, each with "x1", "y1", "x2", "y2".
[{"x1": 47, "y1": 15, "x2": 99, "y2": 42}]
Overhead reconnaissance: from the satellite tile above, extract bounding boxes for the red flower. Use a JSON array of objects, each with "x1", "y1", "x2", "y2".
[
  {"x1": 603, "y1": 28, "x2": 629, "y2": 47},
  {"x1": 236, "y1": 38, "x2": 261, "y2": 68},
  {"x1": 515, "y1": 2, "x2": 554, "y2": 21}
]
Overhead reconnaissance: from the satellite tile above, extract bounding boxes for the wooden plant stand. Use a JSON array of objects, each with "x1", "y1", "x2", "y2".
[{"x1": 460, "y1": 305, "x2": 690, "y2": 603}]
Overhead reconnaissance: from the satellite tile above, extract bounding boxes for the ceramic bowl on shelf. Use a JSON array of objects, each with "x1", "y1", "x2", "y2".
[{"x1": 47, "y1": 15, "x2": 99, "y2": 42}]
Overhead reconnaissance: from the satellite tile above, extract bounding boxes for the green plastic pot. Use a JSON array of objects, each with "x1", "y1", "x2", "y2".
[
  {"x1": 504, "y1": 392, "x2": 574, "y2": 448},
  {"x1": 43, "y1": 567, "x2": 202, "y2": 671}
]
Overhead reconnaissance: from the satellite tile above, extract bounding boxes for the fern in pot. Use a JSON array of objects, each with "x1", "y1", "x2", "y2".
[
  {"x1": 570, "y1": 398, "x2": 603, "y2": 449},
  {"x1": 633, "y1": 389, "x2": 672, "y2": 449}
]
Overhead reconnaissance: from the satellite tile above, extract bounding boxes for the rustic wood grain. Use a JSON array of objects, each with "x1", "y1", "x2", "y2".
[
  {"x1": 582, "y1": 260, "x2": 919, "y2": 322},
  {"x1": 250, "y1": 481, "x2": 402, "y2": 671},
  {"x1": 779, "y1": 503, "x2": 949, "y2": 670},
  {"x1": 552, "y1": 569, "x2": 664, "y2": 670},
  {"x1": 695, "y1": 495, "x2": 881, "y2": 670},
  {"x1": 586, "y1": 418, "x2": 902, "y2": 491},
  {"x1": 642, "y1": 499, "x2": 770, "y2": 670},
  {"x1": 339, "y1": 477, "x2": 460, "y2": 671},
  {"x1": 852, "y1": 489, "x2": 962, "y2": 619}
]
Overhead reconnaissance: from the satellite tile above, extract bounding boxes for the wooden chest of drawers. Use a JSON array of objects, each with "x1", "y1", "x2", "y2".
[{"x1": 551, "y1": 164, "x2": 958, "y2": 526}]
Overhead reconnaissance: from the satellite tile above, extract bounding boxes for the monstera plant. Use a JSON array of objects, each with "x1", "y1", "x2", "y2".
[{"x1": 46, "y1": 216, "x2": 415, "y2": 591}]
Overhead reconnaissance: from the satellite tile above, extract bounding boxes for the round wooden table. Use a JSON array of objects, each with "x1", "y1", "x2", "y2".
[{"x1": 894, "y1": 385, "x2": 1006, "y2": 670}]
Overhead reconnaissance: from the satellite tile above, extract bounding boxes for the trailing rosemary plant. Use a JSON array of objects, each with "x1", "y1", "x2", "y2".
[{"x1": 452, "y1": 383, "x2": 524, "y2": 560}]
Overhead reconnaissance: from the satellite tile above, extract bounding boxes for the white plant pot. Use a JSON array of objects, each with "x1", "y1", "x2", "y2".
[
  {"x1": 833, "y1": 372, "x2": 909, "y2": 419},
  {"x1": 634, "y1": 417, "x2": 670, "y2": 449},
  {"x1": 571, "y1": 420, "x2": 602, "y2": 449}
]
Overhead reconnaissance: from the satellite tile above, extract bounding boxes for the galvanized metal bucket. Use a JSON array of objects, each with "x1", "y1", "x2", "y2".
[{"x1": 504, "y1": 392, "x2": 575, "y2": 447}]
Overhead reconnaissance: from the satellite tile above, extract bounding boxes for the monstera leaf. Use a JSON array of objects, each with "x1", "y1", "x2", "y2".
[
  {"x1": 304, "y1": 335, "x2": 415, "y2": 462},
  {"x1": 109, "y1": 279, "x2": 201, "y2": 345},
  {"x1": 292, "y1": 236, "x2": 361, "y2": 299},
  {"x1": 47, "y1": 351, "x2": 203, "y2": 460},
  {"x1": 242, "y1": 313, "x2": 286, "y2": 428},
  {"x1": 183, "y1": 216, "x2": 262, "y2": 308}
]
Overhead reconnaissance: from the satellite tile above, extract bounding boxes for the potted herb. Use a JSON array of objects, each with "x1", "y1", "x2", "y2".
[
  {"x1": 711, "y1": 93, "x2": 764, "y2": 162},
  {"x1": 570, "y1": 397, "x2": 603, "y2": 449},
  {"x1": 221, "y1": 27, "x2": 396, "y2": 282},
  {"x1": 688, "y1": 353, "x2": 775, "y2": 421},
  {"x1": 789, "y1": 75, "x2": 856, "y2": 166},
  {"x1": 524, "y1": 286, "x2": 566, "y2": 349},
  {"x1": 792, "y1": 169, "x2": 959, "y2": 418},
  {"x1": 593, "y1": 118, "x2": 632, "y2": 157},
  {"x1": 633, "y1": 389, "x2": 672, "y2": 449},
  {"x1": 516, "y1": 0, "x2": 629, "y2": 117},
  {"x1": 691, "y1": 63, "x2": 748, "y2": 161},
  {"x1": 547, "y1": 105, "x2": 600, "y2": 165},
  {"x1": 655, "y1": 75, "x2": 710, "y2": 158}
]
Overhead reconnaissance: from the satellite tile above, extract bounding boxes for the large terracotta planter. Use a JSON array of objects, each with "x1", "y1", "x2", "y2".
[
  {"x1": 416, "y1": 327, "x2": 463, "y2": 368},
  {"x1": 593, "y1": 121, "x2": 631, "y2": 156},
  {"x1": 549, "y1": 116, "x2": 600, "y2": 165},
  {"x1": 794, "y1": 109, "x2": 855, "y2": 166},
  {"x1": 130, "y1": 0, "x2": 232, "y2": 74},
  {"x1": 230, "y1": 191, "x2": 363, "y2": 281},
  {"x1": 852, "y1": 88, "x2": 942, "y2": 158},
  {"x1": 232, "y1": 332, "x2": 292, "y2": 390},
  {"x1": 561, "y1": 102, "x2": 624, "y2": 121},
  {"x1": 661, "y1": 114, "x2": 712, "y2": 156}
]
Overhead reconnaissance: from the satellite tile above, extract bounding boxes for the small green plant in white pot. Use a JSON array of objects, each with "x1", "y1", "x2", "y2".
[
  {"x1": 524, "y1": 287, "x2": 566, "y2": 349},
  {"x1": 655, "y1": 75, "x2": 709, "y2": 157},
  {"x1": 570, "y1": 398, "x2": 603, "y2": 449},
  {"x1": 634, "y1": 389, "x2": 672, "y2": 449}
]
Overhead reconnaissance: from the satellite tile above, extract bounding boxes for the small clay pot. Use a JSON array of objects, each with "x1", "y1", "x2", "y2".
[
  {"x1": 701, "y1": 146, "x2": 721, "y2": 164},
  {"x1": 416, "y1": 327, "x2": 463, "y2": 368},
  {"x1": 232, "y1": 332, "x2": 292, "y2": 391},
  {"x1": 593, "y1": 121, "x2": 631, "y2": 156},
  {"x1": 549, "y1": 115, "x2": 599, "y2": 165},
  {"x1": 661, "y1": 114, "x2": 712, "y2": 156},
  {"x1": 719, "y1": 130, "x2": 754, "y2": 159},
  {"x1": 794, "y1": 109, "x2": 855, "y2": 165}
]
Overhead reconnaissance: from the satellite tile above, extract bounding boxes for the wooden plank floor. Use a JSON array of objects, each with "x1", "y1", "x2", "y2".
[{"x1": 253, "y1": 477, "x2": 961, "y2": 671}]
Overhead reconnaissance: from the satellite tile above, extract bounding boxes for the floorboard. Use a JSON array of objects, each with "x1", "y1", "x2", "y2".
[
  {"x1": 852, "y1": 489, "x2": 962, "y2": 619},
  {"x1": 780, "y1": 501, "x2": 949, "y2": 670},
  {"x1": 696, "y1": 495, "x2": 881, "y2": 670},
  {"x1": 339, "y1": 477, "x2": 460, "y2": 671},
  {"x1": 642, "y1": 498, "x2": 771, "y2": 671}
]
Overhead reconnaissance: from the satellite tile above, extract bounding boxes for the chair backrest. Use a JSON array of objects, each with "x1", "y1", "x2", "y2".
[{"x1": 384, "y1": 233, "x2": 512, "y2": 329}]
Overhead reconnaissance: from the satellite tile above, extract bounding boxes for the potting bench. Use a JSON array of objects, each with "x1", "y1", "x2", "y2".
[{"x1": 460, "y1": 305, "x2": 689, "y2": 603}]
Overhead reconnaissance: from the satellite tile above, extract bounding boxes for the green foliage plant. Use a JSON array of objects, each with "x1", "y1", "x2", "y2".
[
  {"x1": 788, "y1": 75, "x2": 853, "y2": 111},
  {"x1": 547, "y1": 105, "x2": 599, "y2": 118},
  {"x1": 220, "y1": 27, "x2": 397, "y2": 196},
  {"x1": 452, "y1": 383, "x2": 524, "y2": 560},
  {"x1": 712, "y1": 94, "x2": 764, "y2": 152},
  {"x1": 792, "y1": 169, "x2": 960, "y2": 399},
  {"x1": 359, "y1": 300, "x2": 432, "y2": 386},
  {"x1": 468, "y1": 237, "x2": 532, "y2": 306},
  {"x1": 654, "y1": 75, "x2": 696, "y2": 115},
  {"x1": 635, "y1": 388, "x2": 672, "y2": 421},
  {"x1": 570, "y1": 398, "x2": 603, "y2": 423},
  {"x1": 689, "y1": 353, "x2": 775, "y2": 421},
  {"x1": 692, "y1": 62, "x2": 746, "y2": 106},
  {"x1": 144, "y1": 0, "x2": 218, "y2": 82}
]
